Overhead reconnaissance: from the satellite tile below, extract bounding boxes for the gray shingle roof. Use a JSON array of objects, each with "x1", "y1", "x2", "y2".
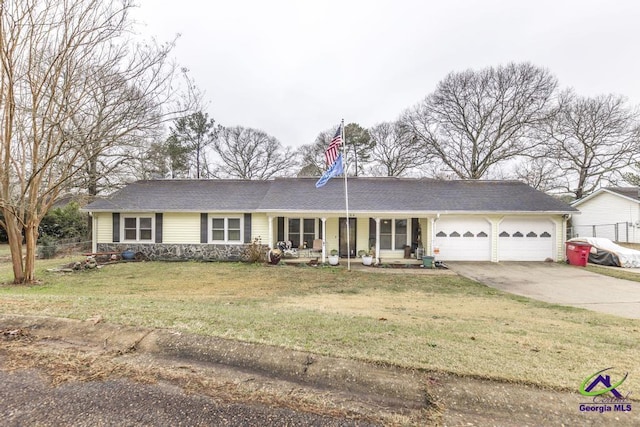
[
  {"x1": 83, "y1": 178, "x2": 577, "y2": 214},
  {"x1": 605, "y1": 187, "x2": 640, "y2": 201}
]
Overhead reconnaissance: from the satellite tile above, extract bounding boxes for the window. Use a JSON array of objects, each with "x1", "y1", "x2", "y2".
[
  {"x1": 123, "y1": 216, "x2": 153, "y2": 242},
  {"x1": 285, "y1": 218, "x2": 317, "y2": 248},
  {"x1": 303, "y1": 219, "x2": 315, "y2": 248},
  {"x1": 288, "y1": 218, "x2": 300, "y2": 247},
  {"x1": 380, "y1": 218, "x2": 409, "y2": 250},
  {"x1": 211, "y1": 217, "x2": 243, "y2": 243},
  {"x1": 380, "y1": 219, "x2": 393, "y2": 249},
  {"x1": 395, "y1": 219, "x2": 407, "y2": 248}
]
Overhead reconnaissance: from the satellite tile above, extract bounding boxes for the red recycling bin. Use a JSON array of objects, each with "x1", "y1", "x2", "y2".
[{"x1": 565, "y1": 242, "x2": 592, "y2": 267}]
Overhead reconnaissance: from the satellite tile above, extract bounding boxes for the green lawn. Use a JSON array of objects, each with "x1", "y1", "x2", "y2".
[{"x1": 1, "y1": 254, "x2": 638, "y2": 393}]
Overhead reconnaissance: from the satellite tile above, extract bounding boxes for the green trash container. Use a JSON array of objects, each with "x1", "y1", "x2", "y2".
[{"x1": 422, "y1": 256, "x2": 434, "y2": 268}]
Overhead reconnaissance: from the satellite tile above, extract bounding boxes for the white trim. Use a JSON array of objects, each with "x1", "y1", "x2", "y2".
[
  {"x1": 209, "y1": 215, "x2": 244, "y2": 244},
  {"x1": 378, "y1": 218, "x2": 410, "y2": 251},
  {"x1": 121, "y1": 214, "x2": 155, "y2": 243},
  {"x1": 283, "y1": 217, "x2": 319, "y2": 248},
  {"x1": 572, "y1": 188, "x2": 640, "y2": 207}
]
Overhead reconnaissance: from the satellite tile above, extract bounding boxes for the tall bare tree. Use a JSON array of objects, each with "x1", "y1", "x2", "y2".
[
  {"x1": 542, "y1": 90, "x2": 640, "y2": 199},
  {"x1": 212, "y1": 126, "x2": 292, "y2": 179},
  {"x1": 403, "y1": 63, "x2": 557, "y2": 179},
  {"x1": 0, "y1": 0, "x2": 185, "y2": 283},
  {"x1": 368, "y1": 121, "x2": 426, "y2": 176},
  {"x1": 295, "y1": 128, "x2": 335, "y2": 177}
]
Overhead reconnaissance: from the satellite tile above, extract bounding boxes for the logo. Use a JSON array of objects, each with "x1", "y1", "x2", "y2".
[{"x1": 579, "y1": 367, "x2": 633, "y2": 413}]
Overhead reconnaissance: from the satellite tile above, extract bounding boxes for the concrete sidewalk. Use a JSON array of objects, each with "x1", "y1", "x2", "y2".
[{"x1": 447, "y1": 262, "x2": 640, "y2": 319}]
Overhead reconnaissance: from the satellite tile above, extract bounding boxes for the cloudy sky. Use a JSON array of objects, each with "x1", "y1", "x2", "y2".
[{"x1": 133, "y1": 0, "x2": 640, "y2": 148}]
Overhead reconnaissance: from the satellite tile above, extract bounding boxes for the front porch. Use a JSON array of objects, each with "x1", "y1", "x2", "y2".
[{"x1": 264, "y1": 215, "x2": 428, "y2": 265}]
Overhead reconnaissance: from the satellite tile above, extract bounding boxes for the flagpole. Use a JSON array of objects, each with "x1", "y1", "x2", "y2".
[{"x1": 342, "y1": 119, "x2": 351, "y2": 271}]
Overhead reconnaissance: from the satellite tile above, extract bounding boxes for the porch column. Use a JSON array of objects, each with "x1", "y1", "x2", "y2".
[
  {"x1": 321, "y1": 217, "x2": 327, "y2": 263},
  {"x1": 91, "y1": 212, "x2": 97, "y2": 253},
  {"x1": 267, "y1": 216, "x2": 274, "y2": 251},
  {"x1": 375, "y1": 217, "x2": 381, "y2": 265}
]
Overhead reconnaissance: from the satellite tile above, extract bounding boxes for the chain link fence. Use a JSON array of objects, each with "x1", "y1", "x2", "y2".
[{"x1": 568, "y1": 222, "x2": 638, "y2": 243}]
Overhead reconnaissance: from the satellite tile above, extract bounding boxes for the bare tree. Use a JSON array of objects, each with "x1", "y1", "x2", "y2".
[
  {"x1": 295, "y1": 128, "x2": 334, "y2": 177},
  {"x1": 70, "y1": 58, "x2": 191, "y2": 196},
  {"x1": 403, "y1": 63, "x2": 557, "y2": 179},
  {"x1": 514, "y1": 158, "x2": 565, "y2": 193},
  {"x1": 296, "y1": 123, "x2": 373, "y2": 177},
  {"x1": 368, "y1": 121, "x2": 426, "y2": 176},
  {"x1": 0, "y1": 0, "x2": 185, "y2": 283},
  {"x1": 542, "y1": 90, "x2": 640, "y2": 199},
  {"x1": 212, "y1": 126, "x2": 292, "y2": 179}
]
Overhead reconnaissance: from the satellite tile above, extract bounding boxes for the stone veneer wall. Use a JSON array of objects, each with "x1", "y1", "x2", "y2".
[{"x1": 96, "y1": 243, "x2": 252, "y2": 261}]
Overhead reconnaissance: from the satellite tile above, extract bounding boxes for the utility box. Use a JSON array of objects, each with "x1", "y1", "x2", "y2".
[
  {"x1": 422, "y1": 256, "x2": 435, "y2": 269},
  {"x1": 565, "y1": 242, "x2": 591, "y2": 267}
]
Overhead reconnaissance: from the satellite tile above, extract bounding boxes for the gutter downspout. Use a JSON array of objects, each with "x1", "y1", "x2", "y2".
[{"x1": 431, "y1": 213, "x2": 440, "y2": 257}]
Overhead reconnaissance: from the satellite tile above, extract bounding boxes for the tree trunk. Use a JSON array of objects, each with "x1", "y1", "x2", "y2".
[
  {"x1": 3, "y1": 209, "x2": 25, "y2": 284},
  {"x1": 23, "y1": 219, "x2": 38, "y2": 283},
  {"x1": 87, "y1": 157, "x2": 98, "y2": 239}
]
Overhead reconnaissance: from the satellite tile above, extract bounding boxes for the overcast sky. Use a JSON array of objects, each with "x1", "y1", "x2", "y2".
[{"x1": 133, "y1": 0, "x2": 640, "y2": 148}]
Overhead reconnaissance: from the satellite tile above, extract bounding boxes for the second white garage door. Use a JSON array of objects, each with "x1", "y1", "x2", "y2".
[
  {"x1": 434, "y1": 217, "x2": 491, "y2": 261},
  {"x1": 498, "y1": 217, "x2": 555, "y2": 261}
]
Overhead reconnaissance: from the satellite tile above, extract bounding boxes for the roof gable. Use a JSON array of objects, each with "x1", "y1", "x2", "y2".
[
  {"x1": 84, "y1": 178, "x2": 577, "y2": 214},
  {"x1": 572, "y1": 187, "x2": 640, "y2": 207}
]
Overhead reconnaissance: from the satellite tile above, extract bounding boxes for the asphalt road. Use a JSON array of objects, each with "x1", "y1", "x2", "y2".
[{"x1": 0, "y1": 368, "x2": 377, "y2": 427}]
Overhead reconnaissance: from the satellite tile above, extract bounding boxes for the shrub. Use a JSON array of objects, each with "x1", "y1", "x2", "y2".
[
  {"x1": 39, "y1": 202, "x2": 88, "y2": 239},
  {"x1": 243, "y1": 237, "x2": 267, "y2": 263}
]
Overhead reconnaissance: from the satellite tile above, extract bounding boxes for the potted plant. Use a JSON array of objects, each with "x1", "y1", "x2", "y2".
[
  {"x1": 328, "y1": 249, "x2": 340, "y2": 266},
  {"x1": 358, "y1": 249, "x2": 374, "y2": 266}
]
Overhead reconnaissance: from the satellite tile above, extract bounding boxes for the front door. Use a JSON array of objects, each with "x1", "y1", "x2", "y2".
[{"x1": 339, "y1": 218, "x2": 357, "y2": 257}]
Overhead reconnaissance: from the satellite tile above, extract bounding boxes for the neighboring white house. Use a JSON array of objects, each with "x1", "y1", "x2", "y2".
[
  {"x1": 570, "y1": 187, "x2": 640, "y2": 243},
  {"x1": 83, "y1": 177, "x2": 578, "y2": 263}
]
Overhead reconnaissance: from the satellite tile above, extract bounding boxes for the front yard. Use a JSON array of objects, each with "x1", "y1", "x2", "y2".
[{"x1": 1, "y1": 254, "x2": 638, "y2": 393}]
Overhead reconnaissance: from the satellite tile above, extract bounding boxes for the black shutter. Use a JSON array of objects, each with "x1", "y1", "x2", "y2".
[
  {"x1": 412, "y1": 218, "x2": 420, "y2": 250},
  {"x1": 244, "y1": 213, "x2": 252, "y2": 243},
  {"x1": 200, "y1": 213, "x2": 208, "y2": 243},
  {"x1": 112, "y1": 213, "x2": 120, "y2": 243},
  {"x1": 155, "y1": 213, "x2": 163, "y2": 243},
  {"x1": 369, "y1": 218, "x2": 376, "y2": 249},
  {"x1": 277, "y1": 217, "x2": 284, "y2": 241},
  {"x1": 318, "y1": 219, "x2": 323, "y2": 239}
]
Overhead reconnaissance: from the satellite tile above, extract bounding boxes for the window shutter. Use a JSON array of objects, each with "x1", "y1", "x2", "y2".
[
  {"x1": 244, "y1": 213, "x2": 252, "y2": 243},
  {"x1": 155, "y1": 213, "x2": 163, "y2": 243},
  {"x1": 200, "y1": 213, "x2": 208, "y2": 243},
  {"x1": 277, "y1": 217, "x2": 284, "y2": 241},
  {"x1": 112, "y1": 213, "x2": 120, "y2": 243},
  {"x1": 412, "y1": 218, "x2": 419, "y2": 249},
  {"x1": 318, "y1": 219, "x2": 323, "y2": 239},
  {"x1": 368, "y1": 218, "x2": 376, "y2": 249}
]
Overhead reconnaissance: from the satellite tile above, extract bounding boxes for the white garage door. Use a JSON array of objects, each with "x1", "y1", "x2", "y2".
[
  {"x1": 498, "y1": 218, "x2": 555, "y2": 261},
  {"x1": 434, "y1": 217, "x2": 491, "y2": 261}
]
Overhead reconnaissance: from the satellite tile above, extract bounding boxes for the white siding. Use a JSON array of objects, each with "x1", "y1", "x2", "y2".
[
  {"x1": 163, "y1": 213, "x2": 200, "y2": 244},
  {"x1": 573, "y1": 192, "x2": 640, "y2": 242}
]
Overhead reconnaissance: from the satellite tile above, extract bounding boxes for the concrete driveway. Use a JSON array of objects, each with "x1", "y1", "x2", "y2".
[{"x1": 447, "y1": 262, "x2": 640, "y2": 319}]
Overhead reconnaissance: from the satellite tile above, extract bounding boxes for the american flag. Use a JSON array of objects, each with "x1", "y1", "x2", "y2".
[{"x1": 324, "y1": 124, "x2": 343, "y2": 167}]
